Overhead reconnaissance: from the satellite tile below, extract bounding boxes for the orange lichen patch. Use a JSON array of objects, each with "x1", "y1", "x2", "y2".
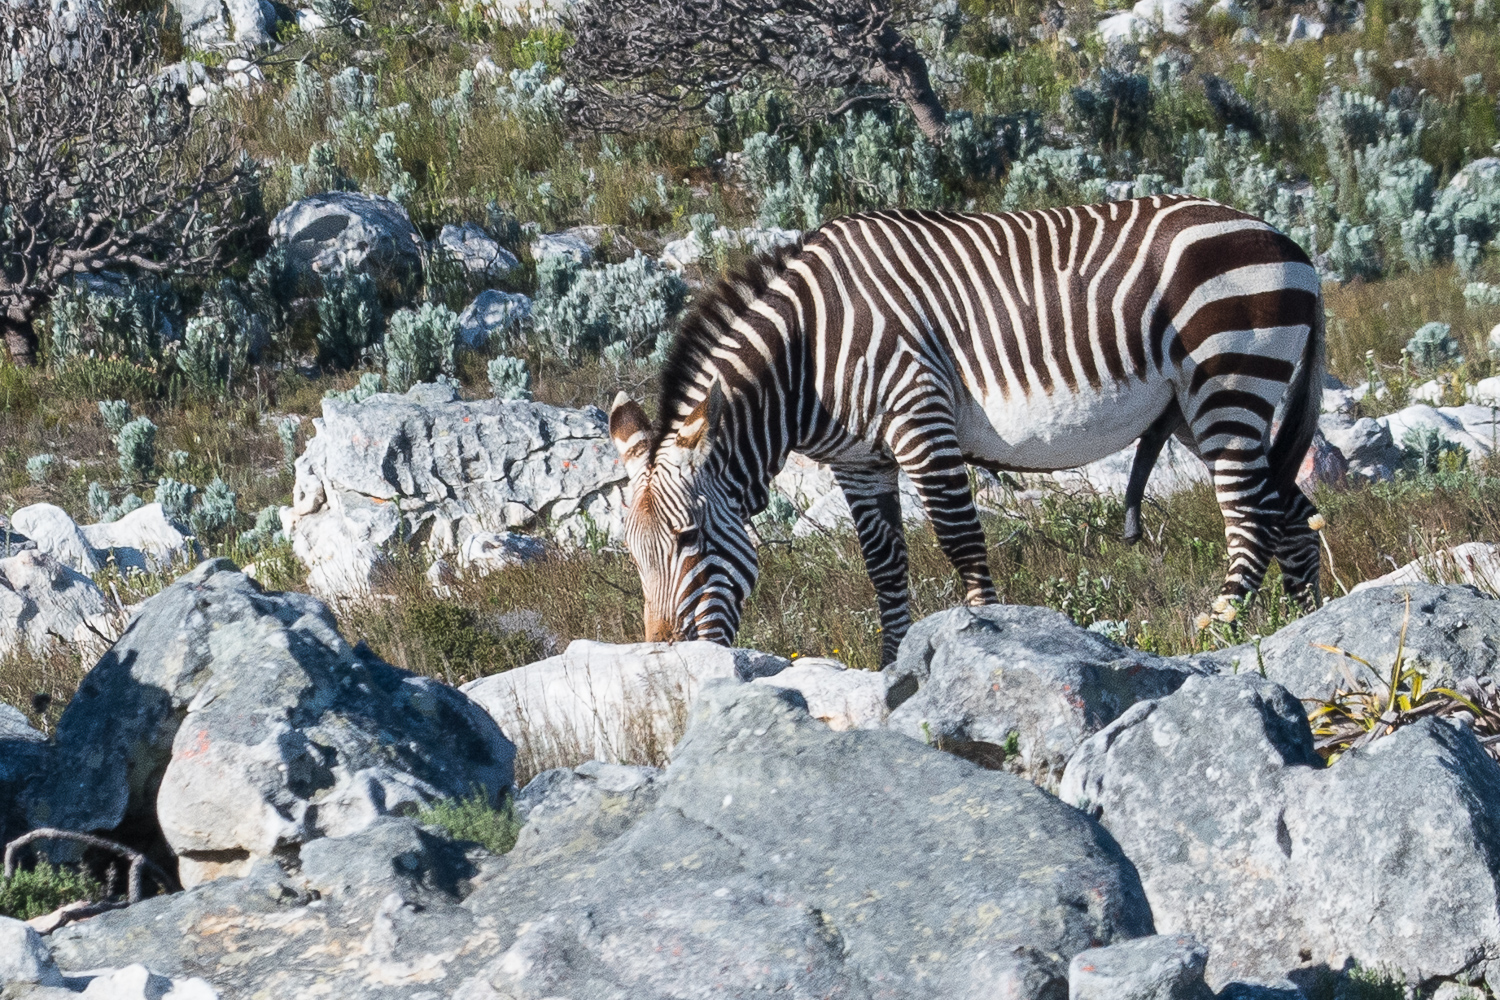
[{"x1": 177, "y1": 729, "x2": 211, "y2": 761}]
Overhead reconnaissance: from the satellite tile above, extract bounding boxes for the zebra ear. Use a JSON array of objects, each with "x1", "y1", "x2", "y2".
[
  {"x1": 674, "y1": 381, "x2": 725, "y2": 470},
  {"x1": 609, "y1": 391, "x2": 652, "y2": 480}
]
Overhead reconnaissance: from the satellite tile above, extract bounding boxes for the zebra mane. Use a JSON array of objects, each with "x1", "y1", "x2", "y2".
[{"x1": 653, "y1": 239, "x2": 805, "y2": 453}]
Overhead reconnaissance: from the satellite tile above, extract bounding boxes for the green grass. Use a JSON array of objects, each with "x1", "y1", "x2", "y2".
[
  {"x1": 0, "y1": 862, "x2": 101, "y2": 921},
  {"x1": 417, "y1": 790, "x2": 521, "y2": 854}
]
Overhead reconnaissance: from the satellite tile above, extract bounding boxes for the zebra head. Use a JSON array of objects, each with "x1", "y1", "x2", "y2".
[{"x1": 609, "y1": 383, "x2": 757, "y2": 646}]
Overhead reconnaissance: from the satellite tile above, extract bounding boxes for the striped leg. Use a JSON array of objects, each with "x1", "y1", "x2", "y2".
[
  {"x1": 1274, "y1": 488, "x2": 1323, "y2": 609},
  {"x1": 886, "y1": 409, "x2": 997, "y2": 608},
  {"x1": 833, "y1": 462, "x2": 910, "y2": 666},
  {"x1": 1209, "y1": 457, "x2": 1285, "y2": 612}
]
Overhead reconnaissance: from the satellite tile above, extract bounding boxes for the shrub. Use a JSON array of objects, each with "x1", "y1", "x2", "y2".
[
  {"x1": 487, "y1": 356, "x2": 532, "y2": 400},
  {"x1": 25, "y1": 453, "x2": 55, "y2": 484},
  {"x1": 1417, "y1": 0, "x2": 1454, "y2": 56},
  {"x1": 326, "y1": 372, "x2": 386, "y2": 404},
  {"x1": 1401, "y1": 425, "x2": 1467, "y2": 474},
  {"x1": 532, "y1": 253, "x2": 688, "y2": 362},
  {"x1": 1000, "y1": 147, "x2": 1107, "y2": 211},
  {"x1": 190, "y1": 478, "x2": 238, "y2": 541},
  {"x1": 116, "y1": 417, "x2": 157, "y2": 481},
  {"x1": 154, "y1": 478, "x2": 198, "y2": 527},
  {"x1": 97, "y1": 399, "x2": 131, "y2": 434},
  {"x1": 236, "y1": 505, "x2": 284, "y2": 554},
  {"x1": 278, "y1": 417, "x2": 300, "y2": 471},
  {"x1": 1405, "y1": 321, "x2": 1461, "y2": 370},
  {"x1": 0, "y1": 862, "x2": 100, "y2": 921},
  {"x1": 178, "y1": 316, "x2": 247, "y2": 398},
  {"x1": 45, "y1": 277, "x2": 176, "y2": 365},
  {"x1": 417, "y1": 790, "x2": 521, "y2": 855},
  {"x1": 385, "y1": 303, "x2": 459, "y2": 393},
  {"x1": 87, "y1": 481, "x2": 146, "y2": 523},
  {"x1": 316, "y1": 271, "x2": 382, "y2": 371}
]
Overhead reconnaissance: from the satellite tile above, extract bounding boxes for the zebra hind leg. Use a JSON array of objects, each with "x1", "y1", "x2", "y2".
[
  {"x1": 835, "y1": 463, "x2": 911, "y2": 667},
  {"x1": 1274, "y1": 488, "x2": 1324, "y2": 610},
  {"x1": 1211, "y1": 470, "x2": 1286, "y2": 620},
  {"x1": 895, "y1": 450, "x2": 997, "y2": 609}
]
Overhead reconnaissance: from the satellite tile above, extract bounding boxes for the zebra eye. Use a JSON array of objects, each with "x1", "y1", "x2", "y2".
[{"x1": 676, "y1": 526, "x2": 701, "y2": 547}]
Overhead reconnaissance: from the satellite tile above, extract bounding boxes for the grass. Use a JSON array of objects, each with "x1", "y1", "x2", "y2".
[
  {"x1": 417, "y1": 789, "x2": 521, "y2": 854},
  {"x1": 0, "y1": 862, "x2": 101, "y2": 921}
]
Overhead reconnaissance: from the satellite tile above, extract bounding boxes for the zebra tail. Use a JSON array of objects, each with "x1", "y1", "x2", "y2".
[{"x1": 1266, "y1": 296, "x2": 1327, "y2": 494}]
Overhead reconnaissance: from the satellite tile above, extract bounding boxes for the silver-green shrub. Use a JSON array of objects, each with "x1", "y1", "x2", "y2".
[
  {"x1": 1406, "y1": 322, "x2": 1461, "y2": 370},
  {"x1": 1418, "y1": 0, "x2": 1454, "y2": 56},
  {"x1": 154, "y1": 478, "x2": 197, "y2": 527},
  {"x1": 325, "y1": 372, "x2": 386, "y2": 404},
  {"x1": 316, "y1": 271, "x2": 382, "y2": 370},
  {"x1": 88, "y1": 483, "x2": 143, "y2": 523},
  {"x1": 190, "y1": 478, "x2": 238, "y2": 540},
  {"x1": 179, "y1": 314, "x2": 250, "y2": 398},
  {"x1": 278, "y1": 417, "x2": 300, "y2": 471},
  {"x1": 25, "y1": 454, "x2": 55, "y2": 484},
  {"x1": 46, "y1": 276, "x2": 176, "y2": 363},
  {"x1": 1402, "y1": 425, "x2": 1467, "y2": 473},
  {"x1": 236, "y1": 505, "x2": 283, "y2": 554},
  {"x1": 1001, "y1": 147, "x2": 1107, "y2": 211},
  {"x1": 532, "y1": 253, "x2": 688, "y2": 362},
  {"x1": 116, "y1": 417, "x2": 156, "y2": 480},
  {"x1": 384, "y1": 303, "x2": 459, "y2": 393},
  {"x1": 487, "y1": 356, "x2": 531, "y2": 400},
  {"x1": 97, "y1": 400, "x2": 131, "y2": 434}
]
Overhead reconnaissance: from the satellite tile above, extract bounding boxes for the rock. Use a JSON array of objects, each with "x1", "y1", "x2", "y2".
[
  {"x1": 1294, "y1": 428, "x2": 1346, "y2": 490},
  {"x1": 222, "y1": 0, "x2": 271, "y2": 46},
  {"x1": 470, "y1": 0, "x2": 578, "y2": 26},
  {"x1": 173, "y1": 0, "x2": 269, "y2": 48},
  {"x1": 1068, "y1": 934, "x2": 1212, "y2": 1000},
  {"x1": 0, "y1": 704, "x2": 46, "y2": 845},
  {"x1": 1318, "y1": 413, "x2": 1402, "y2": 481},
  {"x1": 456, "y1": 530, "x2": 546, "y2": 574},
  {"x1": 528, "y1": 228, "x2": 594, "y2": 264},
  {"x1": 885, "y1": 605, "x2": 1201, "y2": 788},
  {"x1": 0, "y1": 916, "x2": 63, "y2": 988},
  {"x1": 1050, "y1": 436, "x2": 1210, "y2": 498},
  {"x1": 1354, "y1": 541, "x2": 1500, "y2": 592},
  {"x1": 457, "y1": 289, "x2": 531, "y2": 349},
  {"x1": 1132, "y1": 0, "x2": 1199, "y2": 34},
  {"x1": 12, "y1": 503, "x2": 101, "y2": 575},
  {"x1": 42, "y1": 683, "x2": 1156, "y2": 997},
  {"x1": 1471, "y1": 375, "x2": 1500, "y2": 405},
  {"x1": 79, "y1": 503, "x2": 193, "y2": 575},
  {"x1": 771, "y1": 452, "x2": 927, "y2": 533},
  {"x1": 1285, "y1": 12, "x2": 1324, "y2": 40},
  {"x1": 281, "y1": 391, "x2": 628, "y2": 598},
  {"x1": 294, "y1": 6, "x2": 327, "y2": 30},
  {"x1": 77, "y1": 964, "x2": 218, "y2": 999},
  {"x1": 659, "y1": 225, "x2": 801, "y2": 270},
  {"x1": 0, "y1": 550, "x2": 109, "y2": 658},
  {"x1": 1383, "y1": 402, "x2": 1496, "y2": 461},
  {"x1": 1199, "y1": 583, "x2": 1500, "y2": 702},
  {"x1": 156, "y1": 60, "x2": 209, "y2": 92},
  {"x1": 221, "y1": 56, "x2": 265, "y2": 91},
  {"x1": 1320, "y1": 373, "x2": 1358, "y2": 414},
  {"x1": 436, "y1": 222, "x2": 518, "y2": 279},
  {"x1": 267, "y1": 192, "x2": 424, "y2": 291},
  {"x1": 460, "y1": 639, "x2": 790, "y2": 768},
  {"x1": 1061, "y1": 672, "x2": 1500, "y2": 988},
  {"x1": 1098, "y1": 9, "x2": 1152, "y2": 41},
  {"x1": 26, "y1": 560, "x2": 515, "y2": 888},
  {"x1": 751, "y1": 658, "x2": 887, "y2": 730}
]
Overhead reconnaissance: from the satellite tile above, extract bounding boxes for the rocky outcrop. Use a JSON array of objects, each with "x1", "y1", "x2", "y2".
[
  {"x1": 0, "y1": 706, "x2": 47, "y2": 848},
  {"x1": 0, "y1": 550, "x2": 109, "y2": 658},
  {"x1": 38, "y1": 683, "x2": 1156, "y2": 999},
  {"x1": 10, "y1": 503, "x2": 191, "y2": 578},
  {"x1": 12, "y1": 504, "x2": 100, "y2": 575},
  {"x1": 281, "y1": 382, "x2": 627, "y2": 597},
  {"x1": 1061, "y1": 672, "x2": 1500, "y2": 989},
  {"x1": 24, "y1": 560, "x2": 515, "y2": 888},
  {"x1": 268, "y1": 192, "x2": 425, "y2": 291},
  {"x1": 885, "y1": 604, "x2": 1204, "y2": 788}
]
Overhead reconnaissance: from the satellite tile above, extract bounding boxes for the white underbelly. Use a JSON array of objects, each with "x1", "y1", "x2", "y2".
[{"x1": 957, "y1": 381, "x2": 1174, "y2": 471}]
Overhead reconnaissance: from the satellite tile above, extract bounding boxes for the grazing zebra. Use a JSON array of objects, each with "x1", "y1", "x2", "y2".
[{"x1": 610, "y1": 196, "x2": 1325, "y2": 665}]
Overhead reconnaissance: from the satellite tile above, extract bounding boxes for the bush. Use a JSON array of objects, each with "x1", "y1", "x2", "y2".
[
  {"x1": 236, "y1": 505, "x2": 284, "y2": 554},
  {"x1": 0, "y1": 862, "x2": 100, "y2": 921},
  {"x1": 190, "y1": 478, "x2": 238, "y2": 541},
  {"x1": 25, "y1": 453, "x2": 55, "y2": 484},
  {"x1": 316, "y1": 271, "x2": 382, "y2": 371},
  {"x1": 384, "y1": 303, "x2": 460, "y2": 393},
  {"x1": 1000, "y1": 146, "x2": 1107, "y2": 211},
  {"x1": 179, "y1": 315, "x2": 248, "y2": 398},
  {"x1": 1406, "y1": 321, "x2": 1461, "y2": 370},
  {"x1": 487, "y1": 356, "x2": 531, "y2": 400},
  {"x1": 532, "y1": 253, "x2": 688, "y2": 362},
  {"x1": 97, "y1": 399, "x2": 131, "y2": 434},
  {"x1": 1402, "y1": 425, "x2": 1468, "y2": 474},
  {"x1": 88, "y1": 482, "x2": 143, "y2": 523},
  {"x1": 325, "y1": 372, "x2": 386, "y2": 404},
  {"x1": 417, "y1": 790, "x2": 521, "y2": 855},
  {"x1": 116, "y1": 417, "x2": 157, "y2": 481},
  {"x1": 44, "y1": 277, "x2": 177, "y2": 365},
  {"x1": 278, "y1": 417, "x2": 300, "y2": 471},
  {"x1": 154, "y1": 478, "x2": 198, "y2": 527}
]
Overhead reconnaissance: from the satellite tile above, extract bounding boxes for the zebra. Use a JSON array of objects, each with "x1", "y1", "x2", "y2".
[{"x1": 609, "y1": 196, "x2": 1325, "y2": 665}]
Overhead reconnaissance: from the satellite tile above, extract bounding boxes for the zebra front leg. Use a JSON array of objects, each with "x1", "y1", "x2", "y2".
[{"x1": 834, "y1": 463, "x2": 910, "y2": 667}]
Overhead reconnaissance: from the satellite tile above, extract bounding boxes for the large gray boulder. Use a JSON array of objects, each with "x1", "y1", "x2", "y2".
[
  {"x1": 0, "y1": 917, "x2": 64, "y2": 989},
  {"x1": 173, "y1": 0, "x2": 271, "y2": 48},
  {"x1": 12, "y1": 503, "x2": 101, "y2": 575},
  {"x1": 1199, "y1": 583, "x2": 1500, "y2": 701},
  {"x1": 25, "y1": 560, "x2": 515, "y2": 888},
  {"x1": 44, "y1": 683, "x2": 1156, "y2": 999},
  {"x1": 1318, "y1": 412, "x2": 1402, "y2": 481},
  {"x1": 1061, "y1": 672, "x2": 1500, "y2": 990},
  {"x1": 0, "y1": 706, "x2": 47, "y2": 864},
  {"x1": 80, "y1": 503, "x2": 194, "y2": 575},
  {"x1": 268, "y1": 192, "x2": 425, "y2": 291},
  {"x1": 0, "y1": 549, "x2": 109, "y2": 657},
  {"x1": 281, "y1": 385, "x2": 628, "y2": 598},
  {"x1": 886, "y1": 605, "x2": 1203, "y2": 788},
  {"x1": 457, "y1": 288, "x2": 531, "y2": 349}
]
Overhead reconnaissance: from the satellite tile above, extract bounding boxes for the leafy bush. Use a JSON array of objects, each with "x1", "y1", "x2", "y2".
[
  {"x1": 385, "y1": 303, "x2": 459, "y2": 393},
  {"x1": 1401, "y1": 425, "x2": 1468, "y2": 474},
  {"x1": 278, "y1": 417, "x2": 300, "y2": 471},
  {"x1": 236, "y1": 505, "x2": 284, "y2": 554},
  {"x1": 316, "y1": 271, "x2": 382, "y2": 371},
  {"x1": 190, "y1": 478, "x2": 238, "y2": 541},
  {"x1": 0, "y1": 862, "x2": 100, "y2": 921},
  {"x1": 178, "y1": 316, "x2": 248, "y2": 398},
  {"x1": 1001, "y1": 146, "x2": 1107, "y2": 211},
  {"x1": 45, "y1": 276, "x2": 177, "y2": 364},
  {"x1": 417, "y1": 790, "x2": 521, "y2": 855},
  {"x1": 154, "y1": 478, "x2": 198, "y2": 527},
  {"x1": 25, "y1": 453, "x2": 55, "y2": 483},
  {"x1": 97, "y1": 399, "x2": 131, "y2": 434},
  {"x1": 487, "y1": 356, "x2": 531, "y2": 400},
  {"x1": 116, "y1": 417, "x2": 157, "y2": 481},
  {"x1": 532, "y1": 253, "x2": 688, "y2": 362},
  {"x1": 87, "y1": 481, "x2": 145, "y2": 523},
  {"x1": 1405, "y1": 322, "x2": 1461, "y2": 370}
]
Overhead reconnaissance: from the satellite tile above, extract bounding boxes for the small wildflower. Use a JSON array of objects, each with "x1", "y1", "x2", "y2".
[
  {"x1": 1307, "y1": 514, "x2": 1327, "y2": 531},
  {"x1": 1194, "y1": 613, "x2": 1213, "y2": 630}
]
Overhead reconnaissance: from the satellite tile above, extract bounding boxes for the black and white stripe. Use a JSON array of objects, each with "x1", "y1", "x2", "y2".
[{"x1": 611, "y1": 196, "x2": 1325, "y2": 663}]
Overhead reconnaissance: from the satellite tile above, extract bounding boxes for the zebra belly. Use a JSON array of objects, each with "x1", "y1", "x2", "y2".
[{"x1": 957, "y1": 380, "x2": 1175, "y2": 472}]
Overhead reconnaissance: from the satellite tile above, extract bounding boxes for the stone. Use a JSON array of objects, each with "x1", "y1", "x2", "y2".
[
  {"x1": 1384, "y1": 403, "x2": 1497, "y2": 461},
  {"x1": 281, "y1": 391, "x2": 628, "y2": 598},
  {"x1": 1285, "y1": 12, "x2": 1324, "y2": 40},
  {"x1": 294, "y1": 6, "x2": 327, "y2": 30},
  {"x1": 25, "y1": 560, "x2": 515, "y2": 888},
  {"x1": 222, "y1": 0, "x2": 271, "y2": 46},
  {"x1": 1294, "y1": 428, "x2": 1346, "y2": 490},
  {"x1": 460, "y1": 639, "x2": 790, "y2": 769},
  {"x1": 886, "y1": 605, "x2": 1202, "y2": 788},
  {"x1": 78, "y1": 965, "x2": 218, "y2": 999},
  {"x1": 528, "y1": 228, "x2": 594, "y2": 264},
  {"x1": 457, "y1": 289, "x2": 531, "y2": 349},
  {"x1": 470, "y1": 0, "x2": 578, "y2": 26},
  {"x1": 1049, "y1": 436, "x2": 1210, "y2": 498},
  {"x1": 0, "y1": 550, "x2": 109, "y2": 658},
  {"x1": 1471, "y1": 375, "x2": 1500, "y2": 405},
  {"x1": 0, "y1": 916, "x2": 63, "y2": 987},
  {"x1": 456, "y1": 531, "x2": 546, "y2": 574},
  {"x1": 750, "y1": 658, "x2": 887, "y2": 730},
  {"x1": 1132, "y1": 0, "x2": 1199, "y2": 33},
  {"x1": 12, "y1": 503, "x2": 101, "y2": 574},
  {"x1": 267, "y1": 192, "x2": 425, "y2": 291},
  {"x1": 1318, "y1": 413, "x2": 1402, "y2": 481},
  {"x1": 42, "y1": 683, "x2": 1156, "y2": 998},
  {"x1": 1354, "y1": 541, "x2": 1500, "y2": 592},
  {"x1": 658, "y1": 225, "x2": 801, "y2": 270},
  {"x1": 1068, "y1": 934, "x2": 1212, "y2": 1000},
  {"x1": 1198, "y1": 583, "x2": 1500, "y2": 702},
  {"x1": 437, "y1": 223, "x2": 518, "y2": 279},
  {"x1": 1098, "y1": 9, "x2": 1152, "y2": 41},
  {"x1": 1061, "y1": 672, "x2": 1500, "y2": 988},
  {"x1": 0, "y1": 704, "x2": 46, "y2": 846},
  {"x1": 80, "y1": 503, "x2": 193, "y2": 575}
]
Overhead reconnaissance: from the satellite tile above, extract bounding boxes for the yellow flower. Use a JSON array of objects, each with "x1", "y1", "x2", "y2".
[
  {"x1": 1307, "y1": 514, "x2": 1327, "y2": 531},
  {"x1": 1194, "y1": 613, "x2": 1212, "y2": 631}
]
